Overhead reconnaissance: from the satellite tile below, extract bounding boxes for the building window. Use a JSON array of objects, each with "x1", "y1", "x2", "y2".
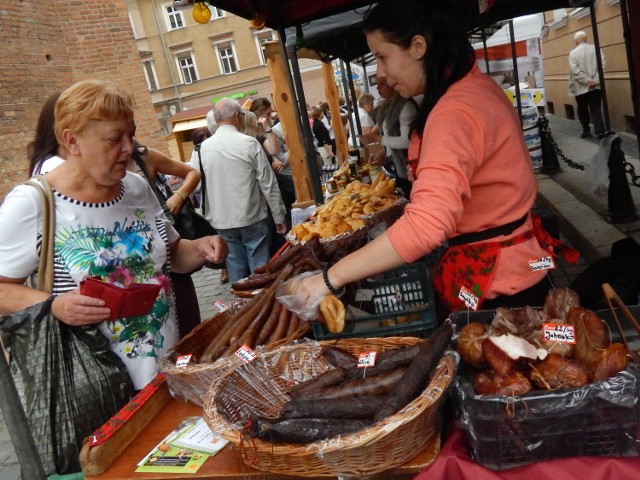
[
  {"x1": 164, "y1": 4, "x2": 185, "y2": 30},
  {"x1": 176, "y1": 52, "x2": 198, "y2": 84},
  {"x1": 142, "y1": 60, "x2": 159, "y2": 90},
  {"x1": 255, "y1": 30, "x2": 276, "y2": 65},
  {"x1": 216, "y1": 42, "x2": 239, "y2": 74}
]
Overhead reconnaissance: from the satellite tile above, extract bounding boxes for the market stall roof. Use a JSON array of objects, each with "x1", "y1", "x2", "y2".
[
  {"x1": 471, "y1": 14, "x2": 543, "y2": 50},
  {"x1": 205, "y1": 0, "x2": 590, "y2": 35}
]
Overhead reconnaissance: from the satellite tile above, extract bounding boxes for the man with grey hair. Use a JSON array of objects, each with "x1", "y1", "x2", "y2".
[
  {"x1": 568, "y1": 30, "x2": 606, "y2": 138},
  {"x1": 196, "y1": 98, "x2": 286, "y2": 283}
]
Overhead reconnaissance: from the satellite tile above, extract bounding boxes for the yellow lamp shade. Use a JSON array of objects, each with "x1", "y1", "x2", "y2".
[{"x1": 193, "y1": 2, "x2": 211, "y2": 24}]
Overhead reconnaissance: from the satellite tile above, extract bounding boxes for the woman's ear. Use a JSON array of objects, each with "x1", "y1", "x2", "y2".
[
  {"x1": 61, "y1": 129, "x2": 81, "y2": 156},
  {"x1": 410, "y1": 35, "x2": 428, "y2": 60}
]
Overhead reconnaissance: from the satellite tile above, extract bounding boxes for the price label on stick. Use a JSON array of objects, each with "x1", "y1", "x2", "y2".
[
  {"x1": 235, "y1": 345, "x2": 257, "y2": 364},
  {"x1": 542, "y1": 323, "x2": 576, "y2": 344},
  {"x1": 358, "y1": 351, "x2": 377, "y2": 368},
  {"x1": 458, "y1": 286, "x2": 479, "y2": 311},
  {"x1": 528, "y1": 256, "x2": 555, "y2": 272}
]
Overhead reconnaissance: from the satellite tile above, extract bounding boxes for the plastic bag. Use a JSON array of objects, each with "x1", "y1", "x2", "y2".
[
  {"x1": 589, "y1": 134, "x2": 617, "y2": 196},
  {"x1": 276, "y1": 270, "x2": 324, "y2": 321},
  {"x1": 0, "y1": 297, "x2": 135, "y2": 475}
]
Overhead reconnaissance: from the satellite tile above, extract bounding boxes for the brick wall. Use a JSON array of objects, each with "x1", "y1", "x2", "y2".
[{"x1": 0, "y1": 0, "x2": 165, "y2": 202}]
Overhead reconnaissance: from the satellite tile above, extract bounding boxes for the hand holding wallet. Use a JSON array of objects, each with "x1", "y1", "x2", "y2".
[{"x1": 79, "y1": 276, "x2": 161, "y2": 321}]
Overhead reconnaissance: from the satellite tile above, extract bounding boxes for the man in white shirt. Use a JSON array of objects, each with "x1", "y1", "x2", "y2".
[
  {"x1": 197, "y1": 98, "x2": 286, "y2": 283},
  {"x1": 568, "y1": 30, "x2": 606, "y2": 138}
]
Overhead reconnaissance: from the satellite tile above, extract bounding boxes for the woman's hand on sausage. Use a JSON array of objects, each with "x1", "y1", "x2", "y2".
[{"x1": 52, "y1": 288, "x2": 111, "y2": 325}]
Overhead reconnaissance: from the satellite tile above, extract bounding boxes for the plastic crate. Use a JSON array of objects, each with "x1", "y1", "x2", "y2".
[
  {"x1": 311, "y1": 262, "x2": 437, "y2": 340},
  {"x1": 450, "y1": 308, "x2": 640, "y2": 470}
]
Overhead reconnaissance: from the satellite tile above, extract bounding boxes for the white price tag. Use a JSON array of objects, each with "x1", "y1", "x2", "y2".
[
  {"x1": 528, "y1": 256, "x2": 556, "y2": 272},
  {"x1": 357, "y1": 351, "x2": 377, "y2": 368},
  {"x1": 235, "y1": 345, "x2": 257, "y2": 363},
  {"x1": 175, "y1": 354, "x2": 193, "y2": 368},
  {"x1": 542, "y1": 323, "x2": 576, "y2": 344},
  {"x1": 458, "y1": 286, "x2": 479, "y2": 311},
  {"x1": 213, "y1": 300, "x2": 228, "y2": 313}
]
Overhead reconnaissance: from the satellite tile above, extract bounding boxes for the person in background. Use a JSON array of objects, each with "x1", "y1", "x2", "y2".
[
  {"x1": 294, "y1": 0, "x2": 565, "y2": 318},
  {"x1": 568, "y1": 30, "x2": 606, "y2": 139},
  {"x1": 0, "y1": 79, "x2": 227, "y2": 389},
  {"x1": 360, "y1": 76, "x2": 417, "y2": 197},
  {"x1": 311, "y1": 106, "x2": 336, "y2": 168},
  {"x1": 199, "y1": 98, "x2": 286, "y2": 284},
  {"x1": 27, "y1": 92, "x2": 65, "y2": 176}
]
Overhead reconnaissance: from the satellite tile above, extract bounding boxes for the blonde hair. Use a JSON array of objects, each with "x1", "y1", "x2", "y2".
[
  {"x1": 55, "y1": 79, "x2": 135, "y2": 153},
  {"x1": 242, "y1": 110, "x2": 259, "y2": 137}
]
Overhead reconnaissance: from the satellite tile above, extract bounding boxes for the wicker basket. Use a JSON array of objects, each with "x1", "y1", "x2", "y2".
[
  {"x1": 158, "y1": 309, "x2": 310, "y2": 406},
  {"x1": 203, "y1": 337, "x2": 456, "y2": 477}
]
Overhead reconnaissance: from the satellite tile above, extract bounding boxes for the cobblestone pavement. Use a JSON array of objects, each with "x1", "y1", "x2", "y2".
[{"x1": 0, "y1": 114, "x2": 636, "y2": 479}]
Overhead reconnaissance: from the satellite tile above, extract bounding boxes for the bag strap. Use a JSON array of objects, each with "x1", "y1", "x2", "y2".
[
  {"x1": 132, "y1": 146, "x2": 176, "y2": 222},
  {"x1": 21, "y1": 176, "x2": 55, "y2": 293},
  {"x1": 195, "y1": 144, "x2": 208, "y2": 216}
]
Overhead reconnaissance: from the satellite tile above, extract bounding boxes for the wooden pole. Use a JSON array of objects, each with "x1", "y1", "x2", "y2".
[
  {"x1": 264, "y1": 42, "x2": 314, "y2": 207},
  {"x1": 322, "y1": 62, "x2": 349, "y2": 165}
]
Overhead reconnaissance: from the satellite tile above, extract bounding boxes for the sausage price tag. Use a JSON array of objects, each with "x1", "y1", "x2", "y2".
[
  {"x1": 528, "y1": 256, "x2": 555, "y2": 272},
  {"x1": 175, "y1": 354, "x2": 193, "y2": 368},
  {"x1": 542, "y1": 323, "x2": 576, "y2": 343},
  {"x1": 458, "y1": 286, "x2": 479, "y2": 311},
  {"x1": 357, "y1": 351, "x2": 377, "y2": 368},
  {"x1": 235, "y1": 345, "x2": 257, "y2": 363}
]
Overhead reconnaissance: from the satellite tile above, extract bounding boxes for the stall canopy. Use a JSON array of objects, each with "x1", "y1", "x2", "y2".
[
  {"x1": 205, "y1": 0, "x2": 590, "y2": 35},
  {"x1": 471, "y1": 14, "x2": 543, "y2": 50}
]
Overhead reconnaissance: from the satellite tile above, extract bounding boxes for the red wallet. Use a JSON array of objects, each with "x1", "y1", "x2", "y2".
[{"x1": 79, "y1": 276, "x2": 161, "y2": 321}]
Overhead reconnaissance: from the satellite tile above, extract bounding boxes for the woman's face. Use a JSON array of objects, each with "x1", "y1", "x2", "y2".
[
  {"x1": 69, "y1": 119, "x2": 135, "y2": 186},
  {"x1": 367, "y1": 30, "x2": 426, "y2": 98}
]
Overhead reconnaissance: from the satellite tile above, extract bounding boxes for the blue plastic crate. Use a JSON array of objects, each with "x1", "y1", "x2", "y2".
[{"x1": 311, "y1": 262, "x2": 437, "y2": 340}]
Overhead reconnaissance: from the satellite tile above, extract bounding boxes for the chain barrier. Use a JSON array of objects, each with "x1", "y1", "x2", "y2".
[
  {"x1": 623, "y1": 157, "x2": 640, "y2": 188},
  {"x1": 537, "y1": 116, "x2": 584, "y2": 171}
]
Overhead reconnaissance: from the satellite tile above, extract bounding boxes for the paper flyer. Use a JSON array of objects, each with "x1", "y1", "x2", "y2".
[{"x1": 136, "y1": 416, "x2": 228, "y2": 474}]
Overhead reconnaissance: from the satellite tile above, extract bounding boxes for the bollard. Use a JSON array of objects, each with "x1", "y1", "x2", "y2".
[
  {"x1": 607, "y1": 134, "x2": 638, "y2": 223},
  {"x1": 537, "y1": 117, "x2": 561, "y2": 174}
]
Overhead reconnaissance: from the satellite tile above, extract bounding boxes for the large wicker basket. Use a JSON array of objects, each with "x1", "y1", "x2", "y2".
[
  {"x1": 203, "y1": 337, "x2": 456, "y2": 477},
  {"x1": 158, "y1": 309, "x2": 310, "y2": 406}
]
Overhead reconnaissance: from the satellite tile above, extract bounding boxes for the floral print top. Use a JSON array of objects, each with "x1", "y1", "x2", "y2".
[{"x1": 0, "y1": 173, "x2": 180, "y2": 389}]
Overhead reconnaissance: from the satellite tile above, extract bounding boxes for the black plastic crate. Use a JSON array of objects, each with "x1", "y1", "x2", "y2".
[
  {"x1": 450, "y1": 308, "x2": 640, "y2": 470},
  {"x1": 311, "y1": 262, "x2": 437, "y2": 340}
]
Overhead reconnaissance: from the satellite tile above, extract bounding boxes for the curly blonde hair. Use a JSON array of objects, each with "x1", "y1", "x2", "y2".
[{"x1": 55, "y1": 79, "x2": 135, "y2": 154}]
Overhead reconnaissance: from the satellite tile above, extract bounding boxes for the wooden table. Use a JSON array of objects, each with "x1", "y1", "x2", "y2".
[{"x1": 81, "y1": 381, "x2": 438, "y2": 479}]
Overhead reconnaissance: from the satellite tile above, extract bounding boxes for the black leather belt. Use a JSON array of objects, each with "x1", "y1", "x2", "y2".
[{"x1": 447, "y1": 212, "x2": 529, "y2": 247}]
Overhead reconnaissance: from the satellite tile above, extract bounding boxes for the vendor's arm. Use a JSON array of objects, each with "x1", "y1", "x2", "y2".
[
  {"x1": 169, "y1": 236, "x2": 228, "y2": 274},
  {"x1": 299, "y1": 233, "x2": 406, "y2": 300},
  {"x1": 146, "y1": 148, "x2": 201, "y2": 215}
]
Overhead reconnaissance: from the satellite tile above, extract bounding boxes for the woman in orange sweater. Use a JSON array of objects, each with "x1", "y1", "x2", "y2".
[{"x1": 297, "y1": 0, "x2": 570, "y2": 316}]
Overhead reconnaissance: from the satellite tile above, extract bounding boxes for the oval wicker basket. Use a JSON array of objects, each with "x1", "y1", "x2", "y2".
[
  {"x1": 203, "y1": 336, "x2": 455, "y2": 477},
  {"x1": 158, "y1": 309, "x2": 309, "y2": 407}
]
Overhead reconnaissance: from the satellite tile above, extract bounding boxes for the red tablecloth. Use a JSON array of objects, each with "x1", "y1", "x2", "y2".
[{"x1": 415, "y1": 426, "x2": 640, "y2": 480}]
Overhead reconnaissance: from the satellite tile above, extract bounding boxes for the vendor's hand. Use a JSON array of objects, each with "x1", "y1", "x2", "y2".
[
  {"x1": 276, "y1": 223, "x2": 287, "y2": 234},
  {"x1": 272, "y1": 159, "x2": 285, "y2": 172},
  {"x1": 52, "y1": 288, "x2": 111, "y2": 325},
  {"x1": 276, "y1": 272, "x2": 329, "y2": 320},
  {"x1": 165, "y1": 194, "x2": 184, "y2": 216},
  {"x1": 197, "y1": 235, "x2": 228, "y2": 265}
]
